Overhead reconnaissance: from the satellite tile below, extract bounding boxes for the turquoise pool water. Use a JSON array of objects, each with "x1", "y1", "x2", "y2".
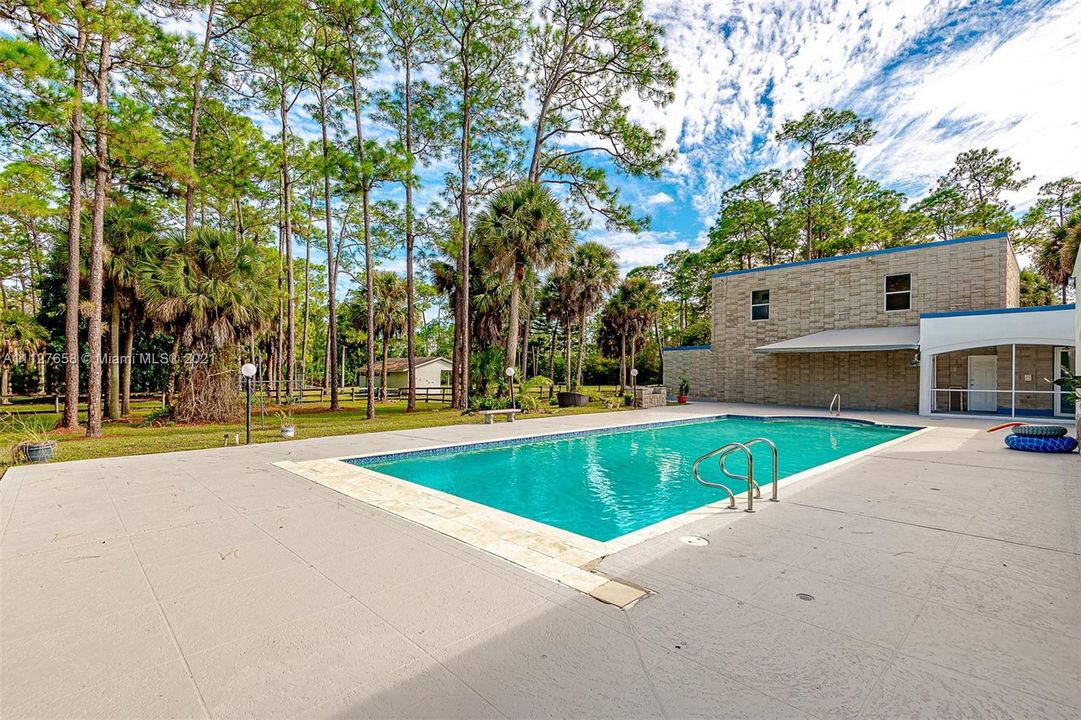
[{"x1": 349, "y1": 416, "x2": 916, "y2": 542}]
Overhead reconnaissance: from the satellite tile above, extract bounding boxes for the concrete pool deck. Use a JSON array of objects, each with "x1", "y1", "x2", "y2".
[{"x1": 2, "y1": 403, "x2": 1079, "y2": 718}]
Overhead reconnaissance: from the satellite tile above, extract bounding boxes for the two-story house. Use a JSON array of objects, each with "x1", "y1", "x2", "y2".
[{"x1": 663, "y1": 232, "x2": 1076, "y2": 417}]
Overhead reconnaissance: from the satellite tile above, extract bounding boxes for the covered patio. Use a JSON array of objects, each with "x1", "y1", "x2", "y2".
[{"x1": 918, "y1": 305, "x2": 1076, "y2": 418}]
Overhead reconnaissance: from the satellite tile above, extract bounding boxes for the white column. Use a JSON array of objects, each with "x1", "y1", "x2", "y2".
[
  {"x1": 1010, "y1": 343, "x2": 1016, "y2": 418},
  {"x1": 919, "y1": 350, "x2": 934, "y2": 416}
]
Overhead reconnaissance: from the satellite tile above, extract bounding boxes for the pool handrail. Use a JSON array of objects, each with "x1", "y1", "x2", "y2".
[
  {"x1": 691, "y1": 443, "x2": 744, "y2": 510},
  {"x1": 719, "y1": 437, "x2": 779, "y2": 504}
]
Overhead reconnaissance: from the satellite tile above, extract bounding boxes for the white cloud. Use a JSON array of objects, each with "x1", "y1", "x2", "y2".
[
  {"x1": 587, "y1": 229, "x2": 691, "y2": 274},
  {"x1": 645, "y1": 191, "x2": 674, "y2": 206},
  {"x1": 855, "y1": 0, "x2": 1081, "y2": 208},
  {"x1": 627, "y1": 0, "x2": 1081, "y2": 222}
]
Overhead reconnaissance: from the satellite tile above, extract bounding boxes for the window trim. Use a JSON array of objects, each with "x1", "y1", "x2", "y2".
[
  {"x1": 884, "y1": 273, "x2": 912, "y2": 312},
  {"x1": 750, "y1": 288, "x2": 770, "y2": 321}
]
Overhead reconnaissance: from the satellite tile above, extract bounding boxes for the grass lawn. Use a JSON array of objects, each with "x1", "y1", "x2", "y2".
[{"x1": 1, "y1": 397, "x2": 632, "y2": 471}]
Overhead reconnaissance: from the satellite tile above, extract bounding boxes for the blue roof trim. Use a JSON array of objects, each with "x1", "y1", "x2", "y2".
[
  {"x1": 921, "y1": 304, "x2": 1075, "y2": 319},
  {"x1": 711, "y1": 233, "x2": 1009, "y2": 279},
  {"x1": 662, "y1": 344, "x2": 712, "y2": 351}
]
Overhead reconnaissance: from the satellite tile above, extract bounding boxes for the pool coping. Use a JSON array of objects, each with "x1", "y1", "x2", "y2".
[{"x1": 274, "y1": 414, "x2": 933, "y2": 605}]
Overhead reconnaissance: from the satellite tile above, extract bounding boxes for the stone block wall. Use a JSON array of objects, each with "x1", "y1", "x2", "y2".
[
  {"x1": 666, "y1": 234, "x2": 1020, "y2": 410},
  {"x1": 634, "y1": 386, "x2": 667, "y2": 408},
  {"x1": 662, "y1": 347, "x2": 715, "y2": 399}
]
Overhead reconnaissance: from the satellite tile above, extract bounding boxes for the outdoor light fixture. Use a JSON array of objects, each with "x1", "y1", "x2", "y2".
[
  {"x1": 241, "y1": 363, "x2": 257, "y2": 444},
  {"x1": 631, "y1": 367, "x2": 638, "y2": 397},
  {"x1": 505, "y1": 366, "x2": 516, "y2": 409}
]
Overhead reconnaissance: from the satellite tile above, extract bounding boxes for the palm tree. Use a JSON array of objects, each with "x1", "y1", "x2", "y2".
[
  {"x1": 567, "y1": 242, "x2": 619, "y2": 386},
  {"x1": 605, "y1": 276, "x2": 661, "y2": 394},
  {"x1": 1036, "y1": 212, "x2": 1080, "y2": 304},
  {"x1": 475, "y1": 182, "x2": 573, "y2": 371},
  {"x1": 372, "y1": 271, "x2": 408, "y2": 400},
  {"x1": 140, "y1": 228, "x2": 276, "y2": 422},
  {"x1": 0, "y1": 309, "x2": 46, "y2": 405}
]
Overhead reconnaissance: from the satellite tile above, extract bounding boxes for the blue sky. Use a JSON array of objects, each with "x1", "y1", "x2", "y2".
[
  {"x1": 143, "y1": 0, "x2": 1081, "y2": 277},
  {"x1": 584, "y1": 0, "x2": 1081, "y2": 272}
]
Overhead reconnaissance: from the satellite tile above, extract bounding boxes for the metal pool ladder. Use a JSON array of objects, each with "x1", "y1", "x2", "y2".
[
  {"x1": 829, "y1": 393, "x2": 841, "y2": 416},
  {"x1": 692, "y1": 438, "x2": 779, "y2": 513}
]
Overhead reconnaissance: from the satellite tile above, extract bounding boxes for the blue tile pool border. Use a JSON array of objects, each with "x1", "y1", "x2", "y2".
[{"x1": 344, "y1": 414, "x2": 923, "y2": 467}]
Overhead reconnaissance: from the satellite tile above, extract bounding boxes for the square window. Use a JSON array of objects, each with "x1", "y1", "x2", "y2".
[
  {"x1": 884, "y1": 273, "x2": 911, "y2": 311},
  {"x1": 750, "y1": 289, "x2": 770, "y2": 321}
]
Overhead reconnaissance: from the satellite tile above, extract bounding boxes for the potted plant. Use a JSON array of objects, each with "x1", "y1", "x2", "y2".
[
  {"x1": 276, "y1": 409, "x2": 296, "y2": 438},
  {"x1": 3, "y1": 412, "x2": 57, "y2": 463},
  {"x1": 677, "y1": 377, "x2": 690, "y2": 404}
]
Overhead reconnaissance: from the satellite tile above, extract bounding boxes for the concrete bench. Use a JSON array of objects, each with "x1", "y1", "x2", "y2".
[{"x1": 479, "y1": 409, "x2": 522, "y2": 424}]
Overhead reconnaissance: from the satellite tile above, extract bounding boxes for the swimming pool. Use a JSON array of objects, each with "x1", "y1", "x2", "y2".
[{"x1": 348, "y1": 416, "x2": 917, "y2": 542}]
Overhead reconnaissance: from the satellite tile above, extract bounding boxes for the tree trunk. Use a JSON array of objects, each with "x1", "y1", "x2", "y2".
[
  {"x1": 317, "y1": 82, "x2": 339, "y2": 411},
  {"x1": 454, "y1": 78, "x2": 473, "y2": 410},
  {"x1": 575, "y1": 314, "x2": 586, "y2": 387},
  {"x1": 86, "y1": 3, "x2": 111, "y2": 438},
  {"x1": 564, "y1": 324, "x2": 572, "y2": 390},
  {"x1": 281, "y1": 91, "x2": 295, "y2": 397},
  {"x1": 520, "y1": 305, "x2": 531, "y2": 379},
  {"x1": 345, "y1": 34, "x2": 375, "y2": 421},
  {"x1": 184, "y1": 0, "x2": 217, "y2": 238},
  {"x1": 380, "y1": 335, "x2": 389, "y2": 401},
  {"x1": 121, "y1": 316, "x2": 133, "y2": 416},
  {"x1": 300, "y1": 186, "x2": 313, "y2": 393},
  {"x1": 654, "y1": 318, "x2": 663, "y2": 383},
  {"x1": 618, "y1": 331, "x2": 626, "y2": 395},
  {"x1": 1, "y1": 366, "x2": 9, "y2": 404},
  {"x1": 274, "y1": 172, "x2": 284, "y2": 404},
  {"x1": 402, "y1": 55, "x2": 418, "y2": 412},
  {"x1": 107, "y1": 292, "x2": 120, "y2": 420},
  {"x1": 629, "y1": 333, "x2": 637, "y2": 390},
  {"x1": 548, "y1": 329, "x2": 555, "y2": 390},
  {"x1": 165, "y1": 336, "x2": 179, "y2": 408},
  {"x1": 36, "y1": 353, "x2": 46, "y2": 395},
  {"x1": 62, "y1": 14, "x2": 87, "y2": 430},
  {"x1": 504, "y1": 271, "x2": 521, "y2": 371}
]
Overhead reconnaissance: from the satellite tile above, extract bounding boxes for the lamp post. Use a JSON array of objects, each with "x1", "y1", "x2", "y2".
[
  {"x1": 630, "y1": 367, "x2": 638, "y2": 400},
  {"x1": 241, "y1": 363, "x2": 257, "y2": 444},
  {"x1": 505, "y1": 366, "x2": 516, "y2": 409}
]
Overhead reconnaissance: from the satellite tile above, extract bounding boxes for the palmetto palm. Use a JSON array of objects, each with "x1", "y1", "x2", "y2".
[
  {"x1": 140, "y1": 228, "x2": 277, "y2": 418},
  {"x1": 475, "y1": 182, "x2": 573, "y2": 371},
  {"x1": 567, "y1": 241, "x2": 619, "y2": 386},
  {"x1": 373, "y1": 270, "x2": 409, "y2": 400},
  {"x1": 141, "y1": 228, "x2": 277, "y2": 351},
  {"x1": 0, "y1": 309, "x2": 46, "y2": 405}
]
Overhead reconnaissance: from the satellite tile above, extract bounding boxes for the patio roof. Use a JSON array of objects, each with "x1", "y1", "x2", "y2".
[{"x1": 753, "y1": 325, "x2": 920, "y2": 353}]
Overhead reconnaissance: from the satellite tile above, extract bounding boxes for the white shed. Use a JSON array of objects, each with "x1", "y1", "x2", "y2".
[{"x1": 358, "y1": 357, "x2": 452, "y2": 389}]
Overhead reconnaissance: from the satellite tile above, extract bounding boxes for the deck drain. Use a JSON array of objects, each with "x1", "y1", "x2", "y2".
[
  {"x1": 795, "y1": 593, "x2": 815, "y2": 601},
  {"x1": 680, "y1": 536, "x2": 709, "y2": 546}
]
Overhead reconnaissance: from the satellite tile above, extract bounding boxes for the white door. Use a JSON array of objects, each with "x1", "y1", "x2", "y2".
[
  {"x1": 1054, "y1": 346, "x2": 1075, "y2": 418},
  {"x1": 968, "y1": 356, "x2": 998, "y2": 412}
]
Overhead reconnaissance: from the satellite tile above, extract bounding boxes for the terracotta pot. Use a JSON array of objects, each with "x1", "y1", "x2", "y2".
[{"x1": 677, "y1": 395, "x2": 688, "y2": 404}]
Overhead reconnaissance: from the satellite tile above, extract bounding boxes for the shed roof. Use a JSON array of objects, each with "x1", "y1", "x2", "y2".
[{"x1": 357, "y1": 357, "x2": 451, "y2": 373}]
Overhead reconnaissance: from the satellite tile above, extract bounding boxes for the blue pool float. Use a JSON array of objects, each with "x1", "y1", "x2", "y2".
[{"x1": 1004, "y1": 433, "x2": 1078, "y2": 453}]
